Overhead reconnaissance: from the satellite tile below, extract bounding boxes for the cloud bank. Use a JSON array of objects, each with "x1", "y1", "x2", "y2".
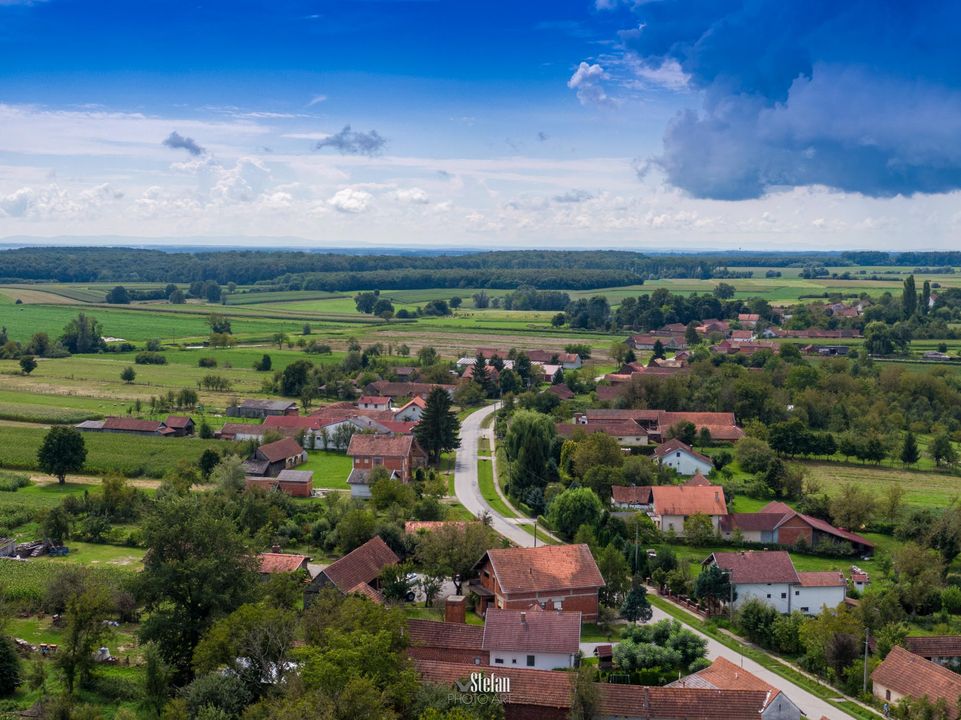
[{"x1": 611, "y1": 0, "x2": 961, "y2": 199}]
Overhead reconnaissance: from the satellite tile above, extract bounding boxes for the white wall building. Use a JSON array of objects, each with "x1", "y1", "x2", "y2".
[{"x1": 481, "y1": 608, "x2": 580, "y2": 671}]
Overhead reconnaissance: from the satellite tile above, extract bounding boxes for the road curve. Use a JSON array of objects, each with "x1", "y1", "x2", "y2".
[{"x1": 453, "y1": 403, "x2": 539, "y2": 547}]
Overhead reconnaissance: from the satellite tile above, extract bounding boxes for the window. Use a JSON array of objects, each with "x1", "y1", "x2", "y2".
[
  {"x1": 511, "y1": 658, "x2": 517, "y2": 664},
  {"x1": 766, "y1": 594, "x2": 771, "y2": 599},
  {"x1": 494, "y1": 658, "x2": 504, "y2": 665},
  {"x1": 795, "y1": 590, "x2": 799, "y2": 596},
  {"x1": 885, "y1": 690, "x2": 891, "y2": 701},
  {"x1": 373, "y1": 456, "x2": 383, "y2": 465},
  {"x1": 526, "y1": 655, "x2": 535, "y2": 667},
  {"x1": 801, "y1": 607, "x2": 809, "y2": 613},
  {"x1": 780, "y1": 593, "x2": 787, "y2": 599}
]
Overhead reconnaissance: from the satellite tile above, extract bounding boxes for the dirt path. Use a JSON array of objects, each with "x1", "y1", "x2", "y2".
[{"x1": 29, "y1": 473, "x2": 163, "y2": 490}]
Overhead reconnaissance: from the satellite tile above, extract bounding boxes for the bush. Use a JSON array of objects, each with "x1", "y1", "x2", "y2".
[
  {"x1": 0, "y1": 472, "x2": 29, "y2": 492},
  {"x1": 198, "y1": 357, "x2": 218, "y2": 368},
  {"x1": 135, "y1": 352, "x2": 167, "y2": 365},
  {"x1": 0, "y1": 636, "x2": 20, "y2": 697},
  {"x1": 942, "y1": 586, "x2": 961, "y2": 615}
]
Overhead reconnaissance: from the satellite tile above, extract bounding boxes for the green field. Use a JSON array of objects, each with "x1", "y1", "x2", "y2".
[
  {"x1": 0, "y1": 426, "x2": 237, "y2": 478},
  {"x1": 299, "y1": 450, "x2": 353, "y2": 489}
]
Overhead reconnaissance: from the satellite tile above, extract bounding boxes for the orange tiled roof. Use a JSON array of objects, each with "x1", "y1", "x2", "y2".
[
  {"x1": 873, "y1": 646, "x2": 961, "y2": 717},
  {"x1": 650, "y1": 484, "x2": 728, "y2": 517},
  {"x1": 257, "y1": 552, "x2": 307, "y2": 574},
  {"x1": 321, "y1": 536, "x2": 399, "y2": 592},
  {"x1": 477, "y1": 544, "x2": 605, "y2": 595}
]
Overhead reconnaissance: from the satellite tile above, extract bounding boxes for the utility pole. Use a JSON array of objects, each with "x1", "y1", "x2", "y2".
[{"x1": 863, "y1": 627, "x2": 870, "y2": 695}]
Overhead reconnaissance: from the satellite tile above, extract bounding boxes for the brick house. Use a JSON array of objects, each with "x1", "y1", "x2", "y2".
[
  {"x1": 245, "y1": 469, "x2": 313, "y2": 497},
  {"x1": 305, "y1": 536, "x2": 399, "y2": 606},
  {"x1": 905, "y1": 636, "x2": 961, "y2": 668},
  {"x1": 163, "y1": 415, "x2": 195, "y2": 436},
  {"x1": 346, "y1": 434, "x2": 428, "y2": 498},
  {"x1": 406, "y1": 619, "x2": 488, "y2": 665},
  {"x1": 470, "y1": 544, "x2": 605, "y2": 621},
  {"x1": 243, "y1": 437, "x2": 307, "y2": 477}
]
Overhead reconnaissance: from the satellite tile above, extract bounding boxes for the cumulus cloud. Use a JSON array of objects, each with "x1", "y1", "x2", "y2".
[
  {"x1": 392, "y1": 187, "x2": 429, "y2": 204},
  {"x1": 567, "y1": 62, "x2": 617, "y2": 107},
  {"x1": 0, "y1": 182, "x2": 123, "y2": 219},
  {"x1": 328, "y1": 187, "x2": 373, "y2": 213},
  {"x1": 162, "y1": 131, "x2": 206, "y2": 156},
  {"x1": 315, "y1": 125, "x2": 386, "y2": 156},
  {"x1": 553, "y1": 189, "x2": 594, "y2": 203},
  {"x1": 619, "y1": 0, "x2": 961, "y2": 199}
]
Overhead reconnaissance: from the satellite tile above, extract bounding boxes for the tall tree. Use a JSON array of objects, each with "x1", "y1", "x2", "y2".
[
  {"x1": 414, "y1": 521, "x2": 497, "y2": 594},
  {"x1": 503, "y1": 409, "x2": 556, "y2": 498},
  {"x1": 413, "y1": 387, "x2": 461, "y2": 464},
  {"x1": 929, "y1": 433, "x2": 957, "y2": 467},
  {"x1": 900, "y1": 431, "x2": 920, "y2": 466},
  {"x1": 136, "y1": 495, "x2": 257, "y2": 680},
  {"x1": 59, "y1": 313, "x2": 105, "y2": 354},
  {"x1": 57, "y1": 570, "x2": 114, "y2": 694},
  {"x1": 921, "y1": 279, "x2": 931, "y2": 315},
  {"x1": 37, "y1": 426, "x2": 86, "y2": 484},
  {"x1": 902, "y1": 274, "x2": 917, "y2": 318},
  {"x1": 620, "y1": 585, "x2": 653, "y2": 624}
]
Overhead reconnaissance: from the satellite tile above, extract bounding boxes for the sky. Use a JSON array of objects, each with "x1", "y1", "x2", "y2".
[{"x1": 2, "y1": 0, "x2": 961, "y2": 250}]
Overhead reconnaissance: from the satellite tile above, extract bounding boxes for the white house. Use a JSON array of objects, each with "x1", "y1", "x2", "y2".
[
  {"x1": 653, "y1": 439, "x2": 714, "y2": 476},
  {"x1": 705, "y1": 551, "x2": 846, "y2": 615},
  {"x1": 393, "y1": 396, "x2": 427, "y2": 423},
  {"x1": 357, "y1": 395, "x2": 392, "y2": 412},
  {"x1": 481, "y1": 608, "x2": 580, "y2": 671},
  {"x1": 648, "y1": 484, "x2": 728, "y2": 535}
]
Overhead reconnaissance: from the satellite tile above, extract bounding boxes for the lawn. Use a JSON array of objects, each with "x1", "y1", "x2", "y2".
[
  {"x1": 478, "y1": 458, "x2": 517, "y2": 518},
  {"x1": 666, "y1": 542, "x2": 884, "y2": 578},
  {"x1": 48, "y1": 541, "x2": 146, "y2": 568},
  {"x1": 0, "y1": 426, "x2": 237, "y2": 478},
  {"x1": 298, "y1": 450, "x2": 352, "y2": 489}
]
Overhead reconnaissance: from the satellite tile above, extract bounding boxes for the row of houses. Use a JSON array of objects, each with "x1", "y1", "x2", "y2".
[
  {"x1": 76, "y1": 415, "x2": 195, "y2": 436},
  {"x1": 562, "y1": 410, "x2": 745, "y2": 446}
]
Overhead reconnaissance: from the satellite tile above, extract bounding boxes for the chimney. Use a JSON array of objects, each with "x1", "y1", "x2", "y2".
[
  {"x1": 271, "y1": 544, "x2": 281, "y2": 554},
  {"x1": 445, "y1": 595, "x2": 466, "y2": 624}
]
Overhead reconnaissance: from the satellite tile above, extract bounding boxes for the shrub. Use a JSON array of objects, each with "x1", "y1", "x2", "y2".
[
  {"x1": 135, "y1": 352, "x2": 167, "y2": 365},
  {"x1": 198, "y1": 357, "x2": 218, "y2": 368},
  {"x1": 0, "y1": 472, "x2": 29, "y2": 492},
  {"x1": 0, "y1": 636, "x2": 20, "y2": 697},
  {"x1": 942, "y1": 586, "x2": 961, "y2": 615}
]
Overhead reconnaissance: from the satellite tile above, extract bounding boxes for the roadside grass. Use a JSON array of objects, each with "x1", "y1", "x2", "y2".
[
  {"x1": 478, "y1": 437, "x2": 491, "y2": 456},
  {"x1": 517, "y1": 520, "x2": 559, "y2": 545},
  {"x1": 444, "y1": 502, "x2": 478, "y2": 522},
  {"x1": 0, "y1": 426, "x2": 238, "y2": 478},
  {"x1": 298, "y1": 450, "x2": 352, "y2": 489},
  {"x1": 478, "y1": 459, "x2": 517, "y2": 519},
  {"x1": 648, "y1": 595, "x2": 881, "y2": 720}
]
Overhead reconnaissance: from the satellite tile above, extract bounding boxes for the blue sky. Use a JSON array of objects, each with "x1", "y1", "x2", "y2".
[{"x1": 2, "y1": 0, "x2": 961, "y2": 249}]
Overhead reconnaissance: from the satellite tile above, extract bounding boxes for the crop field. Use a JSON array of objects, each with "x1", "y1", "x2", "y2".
[
  {"x1": 801, "y1": 460, "x2": 961, "y2": 509},
  {"x1": 0, "y1": 559, "x2": 135, "y2": 606}
]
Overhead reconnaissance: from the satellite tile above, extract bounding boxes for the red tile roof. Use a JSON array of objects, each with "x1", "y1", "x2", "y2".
[
  {"x1": 477, "y1": 544, "x2": 605, "y2": 595},
  {"x1": 684, "y1": 472, "x2": 711, "y2": 486},
  {"x1": 797, "y1": 571, "x2": 845, "y2": 588},
  {"x1": 547, "y1": 384, "x2": 575, "y2": 400},
  {"x1": 611, "y1": 485, "x2": 653, "y2": 505},
  {"x1": 218, "y1": 423, "x2": 266, "y2": 438},
  {"x1": 102, "y1": 417, "x2": 164, "y2": 432},
  {"x1": 668, "y1": 657, "x2": 779, "y2": 696},
  {"x1": 257, "y1": 437, "x2": 305, "y2": 463},
  {"x1": 873, "y1": 646, "x2": 961, "y2": 717},
  {"x1": 407, "y1": 619, "x2": 484, "y2": 652},
  {"x1": 263, "y1": 415, "x2": 323, "y2": 430},
  {"x1": 414, "y1": 659, "x2": 778, "y2": 719},
  {"x1": 481, "y1": 609, "x2": 581, "y2": 654},
  {"x1": 346, "y1": 433, "x2": 425, "y2": 458},
  {"x1": 708, "y1": 551, "x2": 800, "y2": 585},
  {"x1": 905, "y1": 636, "x2": 961, "y2": 659},
  {"x1": 652, "y1": 439, "x2": 713, "y2": 465},
  {"x1": 650, "y1": 485, "x2": 728, "y2": 517},
  {"x1": 719, "y1": 513, "x2": 784, "y2": 533},
  {"x1": 347, "y1": 582, "x2": 385, "y2": 604},
  {"x1": 257, "y1": 553, "x2": 307, "y2": 574},
  {"x1": 164, "y1": 415, "x2": 193, "y2": 428},
  {"x1": 321, "y1": 536, "x2": 399, "y2": 592},
  {"x1": 759, "y1": 502, "x2": 875, "y2": 548},
  {"x1": 359, "y1": 396, "x2": 390, "y2": 405}
]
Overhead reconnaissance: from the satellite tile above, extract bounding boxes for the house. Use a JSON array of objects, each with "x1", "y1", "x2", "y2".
[
  {"x1": 245, "y1": 468, "x2": 314, "y2": 497},
  {"x1": 526, "y1": 350, "x2": 582, "y2": 370},
  {"x1": 555, "y1": 422, "x2": 649, "y2": 448},
  {"x1": 470, "y1": 544, "x2": 605, "y2": 621},
  {"x1": 482, "y1": 608, "x2": 581, "y2": 670},
  {"x1": 730, "y1": 330, "x2": 756, "y2": 342},
  {"x1": 711, "y1": 340, "x2": 779, "y2": 356},
  {"x1": 263, "y1": 413, "x2": 389, "y2": 450},
  {"x1": 684, "y1": 472, "x2": 711, "y2": 487},
  {"x1": 394, "y1": 396, "x2": 427, "y2": 422},
  {"x1": 244, "y1": 437, "x2": 307, "y2": 478},
  {"x1": 574, "y1": 409, "x2": 744, "y2": 443},
  {"x1": 346, "y1": 434, "x2": 428, "y2": 498},
  {"x1": 537, "y1": 364, "x2": 564, "y2": 383},
  {"x1": 718, "y1": 513, "x2": 782, "y2": 543},
  {"x1": 414, "y1": 658, "x2": 792, "y2": 720},
  {"x1": 628, "y1": 333, "x2": 688, "y2": 352},
  {"x1": 215, "y1": 423, "x2": 267, "y2": 442},
  {"x1": 737, "y1": 313, "x2": 760, "y2": 328},
  {"x1": 364, "y1": 380, "x2": 456, "y2": 399},
  {"x1": 257, "y1": 552, "x2": 309, "y2": 575},
  {"x1": 306, "y1": 536, "x2": 399, "y2": 605},
  {"x1": 851, "y1": 567, "x2": 870, "y2": 592},
  {"x1": 705, "y1": 551, "x2": 846, "y2": 615},
  {"x1": 164, "y1": 415, "x2": 195, "y2": 436},
  {"x1": 610, "y1": 485, "x2": 653, "y2": 511},
  {"x1": 668, "y1": 657, "x2": 801, "y2": 720},
  {"x1": 757, "y1": 501, "x2": 875, "y2": 555},
  {"x1": 392, "y1": 366, "x2": 418, "y2": 380},
  {"x1": 873, "y1": 646, "x2": 961, "y2": 716},
  {"x1": 226, "y1": 399, "x2": 298, "y2": 418},
  {"x1": 923, "y1": 351, "x2": 953, "y2": 361},
  {"x1": 546, "y1": 384, "x2": 575, "y2": 400},
  {"x1": 653, "y1": 439, "x2": 714, "y2": 476},
  {"x1": 406, "y1": 618, "x2": 488, "y2": 665},
  {"x1": 358, "y1": 395, "x2": 392, "y2": 412},
  {"x1": 649, "y1": 484, "x2": 728, "y2": 535},
  {"x1": 905, "y1": 636, "x2": 961, "y2": 668}
]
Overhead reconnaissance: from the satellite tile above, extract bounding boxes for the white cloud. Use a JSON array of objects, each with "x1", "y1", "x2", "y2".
[
  {"x1": 307, "y1": 95, "x2": 328, "y2": 106},
  {"x1": 392, "y1": 187, "x2": 430, "y2": 204},
  {"x1": 568, "y1": 62, "x2": 618, "y2": 107},
  {"x1": 328, "y1": 187, "x2": 373, "y2": 213}
]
